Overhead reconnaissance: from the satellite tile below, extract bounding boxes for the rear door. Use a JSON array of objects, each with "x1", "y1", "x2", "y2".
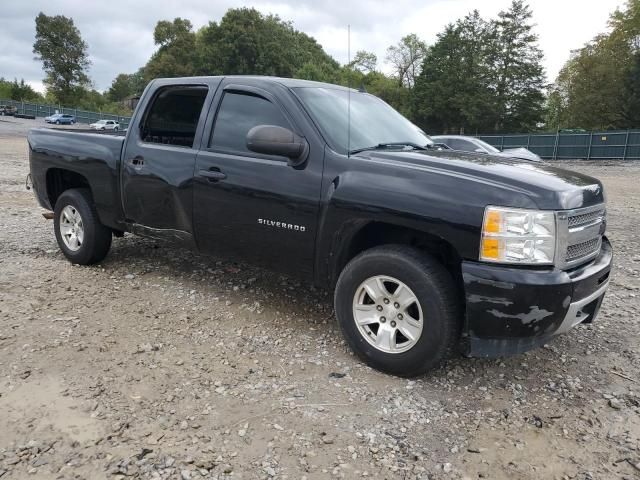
[
  {"x1": 121, "y1": 80, "x2": 218, "y2": 243},
  {"x1": 193, "y1": 80, "x2": 323, "y2": 279}
]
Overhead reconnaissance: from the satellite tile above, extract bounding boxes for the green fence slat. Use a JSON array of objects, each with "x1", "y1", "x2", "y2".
[{"x1": 473, "y1": 128, "x2": 640, "y2": 160}]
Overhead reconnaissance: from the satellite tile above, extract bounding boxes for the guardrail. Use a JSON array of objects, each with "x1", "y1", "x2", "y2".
[
  {"x1": 478, "y1": 130, "x2": 640, "y2": 160},
  {"x1": 1, "y1": 99, "x2": 132, "y2": 129}
]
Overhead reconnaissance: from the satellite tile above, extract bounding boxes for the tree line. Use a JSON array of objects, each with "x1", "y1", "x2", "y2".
[
  {"x1": 547, "y1": 0, "x2": 640, "y2": 130},
  {"x1": 17, "y1": 1, "x2": 640, "y2": 133}
]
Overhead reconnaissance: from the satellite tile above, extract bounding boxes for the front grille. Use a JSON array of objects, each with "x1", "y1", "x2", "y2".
[
  {"x1": 568, "y1": 208, "x2": 605, "y2": 229},
  {"x1": 566, "y1": 237, "x2": 602, "y2": 262},
  {"x1": 557, "y1": 204, "x2": 605, "y2": 269}
]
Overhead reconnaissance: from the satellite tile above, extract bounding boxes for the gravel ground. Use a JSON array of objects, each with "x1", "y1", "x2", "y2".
[{"x1": 1, "y1": 116, "x2": 639, "y2": 480}]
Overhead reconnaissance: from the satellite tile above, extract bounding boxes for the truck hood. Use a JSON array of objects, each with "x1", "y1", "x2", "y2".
[
  {"x1": 498, "y1": 147, "x2": 542, "y2": 162},
  {"x1": 357, "y1": 149, "x2": 605, "y2": 210}
]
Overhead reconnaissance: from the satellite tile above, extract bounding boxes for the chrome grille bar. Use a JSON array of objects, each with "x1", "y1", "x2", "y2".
[{"x1": 556, "y1": 204, "x2": 605, "y2": 269}]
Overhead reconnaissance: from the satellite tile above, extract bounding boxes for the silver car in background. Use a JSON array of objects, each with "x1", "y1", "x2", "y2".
[
  {"x1": 89, "y1": 119, "x2": 120, "y2": 131},
  {"x1": 432, "y1": 135, "x2": 542, "y2": 162}
]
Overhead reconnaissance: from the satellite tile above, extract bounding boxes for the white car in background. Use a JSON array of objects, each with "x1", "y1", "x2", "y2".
[
  {"x1": 89, "y1": 119, "x2": 120, "y2": 131},
  {"x1": 431, "y1": 135, "x2": 542, "y2": 162}
]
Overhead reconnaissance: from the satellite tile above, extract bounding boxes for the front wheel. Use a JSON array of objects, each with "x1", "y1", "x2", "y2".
[
  {"x1": 334, "y1": 245, "x2": 461, "y2": 377},
  {"x1": 54, "y1": 188, "x2": 112, "y2": 265},
  {"x1": 55, "y1": 120, "x2": 60, "y2": 125}
]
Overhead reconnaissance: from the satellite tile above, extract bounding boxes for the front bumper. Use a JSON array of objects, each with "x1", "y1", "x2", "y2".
[{"x1": 462, "y1": 237, "x2": 612, "y2": 357}]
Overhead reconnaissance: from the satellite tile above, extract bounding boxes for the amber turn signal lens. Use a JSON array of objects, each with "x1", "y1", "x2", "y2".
[
  {"x1": 481, "y1": 238, "x2": 500, "y2": 260},
  {"x1": 484, "y1": 209, "x2": 502, "y2": 234}
]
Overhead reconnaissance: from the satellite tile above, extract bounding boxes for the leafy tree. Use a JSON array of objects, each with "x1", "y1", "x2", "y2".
[
  {"x1": 32, "y1": 13, "x2": 90, "y2": 105},
  {"x1": 490, "y1": 1, "x2": 546, "y2": 131},
  {"x1": 0, "y1": 79, "x2": 10, "y2": 99},
  {"x1": 623, "y1": 52, "x2": 640, "y2": 126},
  {"x1": 349, "y1": 51, "x2": 377, "y2": 74},
  {"x1": 195, "y1": 8, "x2": 338, "y2": 78},
  {"x1": 106, "y1": 70, "x2": 146, "y2": 102},
  {"x1": 144, "y1": 18, "x2": 198, "y2": 80},
  {"x1": 413, "y1": 25, "x2": 466, "y2": 133},
  {"x1": 0, "y1": 78, "x2": 42, "y2": 101},
  {"x1": 385, "y1": 34, "x2": 428, "y2": 88},
  {"x1": 295, "y1": 62, "x2": 340, "y2": 83},
  {"x1": 413, "y1": 11, "x2": 495, "y2": 133},
  {"x1": 551, "y1": 0, "x2": 640, "y2": 130},
  {"x1": 106, "y1": 74, "x2": 134, "y2": 102}
]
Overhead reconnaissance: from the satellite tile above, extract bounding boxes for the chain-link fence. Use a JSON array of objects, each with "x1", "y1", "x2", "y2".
[
  {"x1": 478, "y1": 130, "x2": 640, "y2": 160},
  {"x1": 0, "y1": 99, "x2": 132, "y2": 129}
]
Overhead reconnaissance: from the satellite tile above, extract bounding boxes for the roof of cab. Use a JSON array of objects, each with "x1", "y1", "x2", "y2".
[{"x1": 154, "y1": 75, "x2": 354, "y2": 91}]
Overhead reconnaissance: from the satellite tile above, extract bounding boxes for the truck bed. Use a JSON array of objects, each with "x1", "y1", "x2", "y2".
[{"x1": 28, "y1": 128, "x2": 126, "y2": 229}]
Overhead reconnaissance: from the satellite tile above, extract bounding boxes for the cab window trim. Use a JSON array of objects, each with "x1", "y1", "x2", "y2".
[
  {"x1": 138, "y1": 84, "x2": 209, "y2": 149},
  {"x1": 205, "y1": 89, "x2": 295, "y2": 163}
]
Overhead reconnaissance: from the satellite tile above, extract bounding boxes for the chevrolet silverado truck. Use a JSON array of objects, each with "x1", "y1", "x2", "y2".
[{"x1": 27, "y1": 76, "x2": 612, "y2": 376}]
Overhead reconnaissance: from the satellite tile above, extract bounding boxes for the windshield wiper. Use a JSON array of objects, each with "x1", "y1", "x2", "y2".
[{"x1": 349, "y1": 142, "x2": 429, "y2": 155}]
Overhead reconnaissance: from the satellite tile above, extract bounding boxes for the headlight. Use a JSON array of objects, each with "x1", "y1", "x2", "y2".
[{"x1": 480, "y1": 206, "x2": 556, "y2": 265}]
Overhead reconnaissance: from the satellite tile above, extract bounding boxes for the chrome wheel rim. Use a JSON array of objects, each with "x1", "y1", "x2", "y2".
[
  {"x1": 352, "y1": 275, "x2": 424, "y2": 354},
  {"x1": 59, "y1": 205, "x2": 84, "y2": 251}
]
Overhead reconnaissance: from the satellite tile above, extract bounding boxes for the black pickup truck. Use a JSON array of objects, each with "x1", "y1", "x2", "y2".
[{"x1": 28, "y1": 76, "x2": 612, "y2": 376}]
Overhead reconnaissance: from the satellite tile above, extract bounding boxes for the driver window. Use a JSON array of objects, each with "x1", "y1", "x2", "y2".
[{"x1": 210, "y1": 92, "x2": 291, "y2": 153}]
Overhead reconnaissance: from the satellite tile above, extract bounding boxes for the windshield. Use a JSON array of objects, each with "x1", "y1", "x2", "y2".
[
  {"x1": 475, "y1": 138, "x2": 500, "y2": 154},
  {"x1": 293, "y1": 87, "x2": 432, "y2": 155}
]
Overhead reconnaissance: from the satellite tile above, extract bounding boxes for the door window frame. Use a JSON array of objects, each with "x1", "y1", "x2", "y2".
[
  {"x1": 137, "y1": 84, "x2": 210, "y2": 150},
  {"x1": 204, "y1": 84, "x2": 297, "y2": 163}
]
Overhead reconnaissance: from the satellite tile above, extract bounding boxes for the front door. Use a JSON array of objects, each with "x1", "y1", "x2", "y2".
[{"x1": 193, "y1": 81, "x2": 323, "y2": 279}]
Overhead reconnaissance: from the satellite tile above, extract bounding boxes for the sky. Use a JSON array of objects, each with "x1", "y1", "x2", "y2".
[{"x1": 0, "y1": 0, "x2": 626, "y2": 93}]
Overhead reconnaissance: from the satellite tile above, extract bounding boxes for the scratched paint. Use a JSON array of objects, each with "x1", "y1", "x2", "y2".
[
  {"x1": 467, "y1": 294, "x2": 514, "y2": 306},
  {"x1": 462, "y1": 272, "x2": 516, "y2": 290},
  {"x1": 487, "y1": 306, "x2": 554, "y2": 325}
]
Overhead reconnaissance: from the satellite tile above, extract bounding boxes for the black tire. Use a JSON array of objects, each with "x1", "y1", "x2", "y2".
[
  {"x1": 55, "y1": 120, "x2": 60, "y2": 125},
  {"x1": 53, "y1": 188, "x2": 112, "y2": 265},
  {"x1": 334, "y1": 245, "x2": 461, "y2": 377}
]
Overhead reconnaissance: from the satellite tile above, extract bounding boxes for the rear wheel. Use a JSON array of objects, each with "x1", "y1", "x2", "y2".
[
  {"x1": 54, "y1": 188, "x2": 112, "y2": 265},
  {"x1": 334, "y1": 245, "x2": 461, "y2": 377}
]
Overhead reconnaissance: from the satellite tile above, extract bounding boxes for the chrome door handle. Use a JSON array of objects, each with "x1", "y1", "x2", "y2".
[{"x1": 198, "y1": 169, "x2": 227, "y2": 181}]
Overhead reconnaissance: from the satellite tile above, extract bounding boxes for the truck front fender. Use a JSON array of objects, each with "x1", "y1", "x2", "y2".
[{"x1": 314, "y1": 169, "x2": 482, "y2": 287}]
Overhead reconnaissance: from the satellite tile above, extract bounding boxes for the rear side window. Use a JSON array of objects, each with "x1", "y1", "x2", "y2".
[
  {"x1": 210, "y1": 92, "x2": 290, "y2": 153},
  {"x1": 141, "y1": 86, "x2": 208, "y2": 147}
]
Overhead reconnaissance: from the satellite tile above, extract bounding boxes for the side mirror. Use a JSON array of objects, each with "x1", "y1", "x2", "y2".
[
  {"x1": 432, "y1": 143, "x2": 450, "y2": 150},
  {"x1": 475, "y1": 148, "x2": 485, "y2": 153},
  {"x1": 247, "y1": 125, "x2": 309, "y2": 166}
]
